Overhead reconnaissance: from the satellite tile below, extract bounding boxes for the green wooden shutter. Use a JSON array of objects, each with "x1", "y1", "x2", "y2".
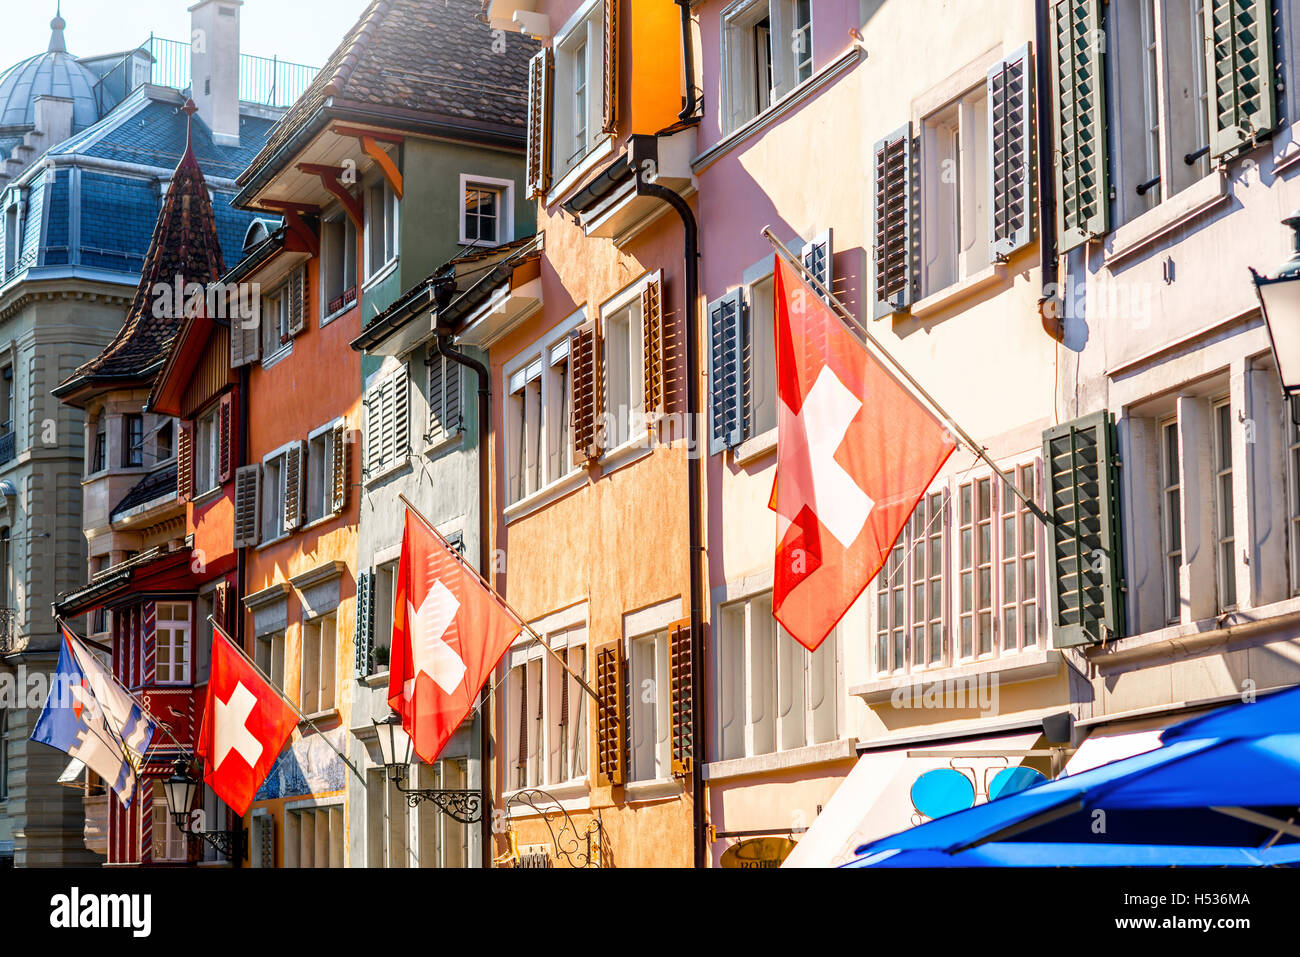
[
  {"x1": 707, "y1": 289, "x2": 745, "y2": 454},
  {"x1": 988, "y1": 44, "x2": 1034, "y2": 259},
  {"x1": 1042, "y1": 411, "x2": 1125, "y2": 647},
  {"x1": 354, "y1": 570, "x2": 374, "y2": 675},
  {"x1": 1052, "y1": 0, "x2": 1109, "y2": 253},
  {"x1": 1206, "y1": 0, "x2": 1278, "y2": 159},
  {"x1": 872, "y1": 124, "x2": 913, "y2": 317}
]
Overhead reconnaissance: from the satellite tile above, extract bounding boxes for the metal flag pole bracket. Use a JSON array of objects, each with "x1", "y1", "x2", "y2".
[{"x1": 759, "y1": 226, "x2": 1058, "y2": 532}]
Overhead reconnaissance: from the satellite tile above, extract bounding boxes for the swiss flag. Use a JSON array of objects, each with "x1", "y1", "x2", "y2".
[
  {"x1": 196, "y1": 625, "x2": 298, "y2": 816},
  {"x1": 770, "y1": 256, "x2": 956, "y2": 651},
  {"x1": 388, "y1": 510, "x2": 522, "y2": 764}
]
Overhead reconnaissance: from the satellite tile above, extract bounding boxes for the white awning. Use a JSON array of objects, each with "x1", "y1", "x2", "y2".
[
  {"x1": 1062, "y1": 729, "x2": 1163, "y2": 776},
  {"x1": 781, "y1": 730, "x2": 1043, "y2": 868}
]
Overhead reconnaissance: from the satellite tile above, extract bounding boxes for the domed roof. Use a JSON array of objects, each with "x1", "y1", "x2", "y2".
[{"x1": 0, "y1": 10, "x2": 99, "y2": 132}]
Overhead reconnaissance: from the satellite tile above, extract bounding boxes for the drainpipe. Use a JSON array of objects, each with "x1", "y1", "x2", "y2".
[
  {"x1": 427, "y1": 331, "x2": 493, "y2": 869},
  {"x1": 675, "y1": 0, "x2": 700, "y2": 121},
  {"x1": 635, "y1": 177, "x2": 707, "y2": 869},
  {"x1": 1035, "y1": 0, "x2": 1064, "y2": 342}
]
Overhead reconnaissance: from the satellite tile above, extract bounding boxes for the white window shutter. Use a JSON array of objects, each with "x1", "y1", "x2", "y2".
[
  {"x1": 230, "y1": 311, "x2": 261, "y2": 368},
  {"x1": 287, "y1": 265, "x2": 308, "y2": 336},
  {"x1": 365, "y1": 380, "x2": 385, "y2": 478},
  {"x1": 283, "y1": 441, "x2": 305, "y2": 531}
]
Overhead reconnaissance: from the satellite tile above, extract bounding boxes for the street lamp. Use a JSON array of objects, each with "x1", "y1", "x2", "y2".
[
  {"x1": 371, "y1": 711, "x2": 482, "y2": 823},
  {"x1": 1250, "y1": 211, "x2": 1300, "y2": 422},
  {"x1": 163, "y1": 760, "x2": 246, "y2": 863}
]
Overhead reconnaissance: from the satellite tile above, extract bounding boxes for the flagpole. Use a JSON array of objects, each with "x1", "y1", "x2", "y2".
[
  {"x1": 761, "y1": 226, "x2": 1056, "y2": 529},
  {"x1": 207, "y1": 618, "x2": 367, "y2": 788},
  {"x1": 396, "y1": 493, "x2": 601, "y2": 705}
]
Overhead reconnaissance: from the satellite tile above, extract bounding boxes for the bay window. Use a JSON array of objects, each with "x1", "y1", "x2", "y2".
[{"x1": 154, "y1": 602, "x2": 191, "y2": 685}]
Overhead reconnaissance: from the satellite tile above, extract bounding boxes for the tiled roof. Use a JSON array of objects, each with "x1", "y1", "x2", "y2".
[
  {"x1": 238, "y1": 0, "x2": 535, "y2": 189},
  {"x1": 56, "y1": 105, "x2": 227, "y2": 391},
  {"x1": 110, "y1": 461, "x2": 178, "y2": 522}
]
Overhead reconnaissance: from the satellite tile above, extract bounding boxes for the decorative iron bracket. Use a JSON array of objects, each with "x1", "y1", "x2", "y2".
[
  {"x1": 173, "y1": 813, "x2": 247, "y2": 863},
  {"x1": 387, "y1": 767, "x2": 483, "y2": 824},
  {"x1": 504, "y1": 788, "x2": 603, "y2": 868}
]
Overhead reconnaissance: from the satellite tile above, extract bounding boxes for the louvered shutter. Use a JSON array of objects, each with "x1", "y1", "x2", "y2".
[
  {"x1": 354, "y1": 570, "x2": 374, "y2": 675},
  {"x1": 365, "y1": 379, "x2": 385, "y2": 478},
  {"x1": 392, "y1": 371, "x2": 411, "y2": 461},
  {"x1": 232, "y1": 464, "x2": 261, "y2": 549},
  {"x1": 283, "y1": 441, "x2": 304, "y2": 531},
  {"x1": 330, "y1": 423, "x2": 348, "y2": 514},
  {"x1": 1052, "y1": 0, "x2": 1110, "y2": 253},
  {"x1": 595, "y1": 644, "x2": 625, "y2": 787},
  {"x1": 230, "y1": 311, "x2": 261, "y2": 368},
  {"x1": 218, "y1": 392, "x2": 234, "y2": 484},
  {"x1": 669, "y1": 622, "x2": 693, "y2": 778},
  {"x1": 525, "y1": 49, "x2": 553, "y2": 198},
  {"x1": 257, "y1": 816, "x2": 275, "y2": 868},
  {"x1": 1042, "y1": 410, "x2": 1125, "y2": 647},
  {"x1": 601, "y1": 0, "x2": 620, "y2": 133},
  {"x1": 1205, "y1": 0, "x2": 1278, "y2": 159},
  {"x1": 707, "y1": 290, "x2": 745, "y2": 454},
  {"x1": 641, "y1": 275, "x2": 665, "y2": 417},
  {"x1": 873, "y1": 124, "x2": 914, "y2": 317},
  {"x1": 428, "y1": 355, "x2": 463, "y2": 443},
  {"x1": 801, "y1": 230, "x2": 834, "y2": 303},
  {"x1": 214, "y1": 580, "x2": 231, "y2": 634},
  {"x1": 988, "y1": 45, "x2": 1034, "y2": 259},
  {"x1": 287, "y1": 265, "x2": 308, "y2": 336},
  {"x1": 571, "y1": 321, "x2": 602, "y2": 466},
  {"x1": 177, "y1": 422, "x2": 194, "y2": 502}
]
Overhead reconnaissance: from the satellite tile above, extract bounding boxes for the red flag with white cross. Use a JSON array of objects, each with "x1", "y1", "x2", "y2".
[
  {"x1": 388, "y1": 510, "x2": 522, "y2": 764},
  {"x1": 769, "y1": 255, "x2": 956, "y2": 651},
  {"x1": 196, "y1": 625, "x2": 298, "y2": 815}
]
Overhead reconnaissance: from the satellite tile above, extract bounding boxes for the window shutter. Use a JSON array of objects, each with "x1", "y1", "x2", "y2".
[
  {"x1": 392, "y1": 372, "x2": 411, "y2": 461},
  {"x1": 988, "y1": 44, "x2": 1034, "y2": 259},
  {"x1": 330, "y1": 423, "x2": 348, "y2": 514},
  {"x1": 601, "y1": 0, "x2": 620, "y2": 133},
  {"x1": 230, "y1": 312, "x2": 261, "y2": 368},
  {"x1": 1042, "y1": 410, "x2": 1125, "y2": 647},
  {"x1": 428, "y1": 355, "x2": 463, "y2": 443},
  {"x1": 525, "y1": 48, "x2": 553, "y2": 199},
  {"x1": 218, "y1": 392, "x2": 234, "y2": 485},
  {"x1": 595, "y1": 644, "x2": 625, "y2": 787},
  {"x1": 707, "y1": 289, "x2": 745, "y2": 455},
  {"x1": 354, "y1": 570, "x2": 374, "y2": 675},
  {"x1": 257, "y1": 816, "x2": 275, "y2": 868},
  {"x1": 801, "y1": 230, "x2": 834, "y2": 303},
  {"x1": 872, "y1": 124, "x2": 914, "y2": 317},
  {"x1": 177, "y1": 422, "x2": 194, "y2": 503},
  {"x1": 214, "y1": 580, "x2": 231, "y2": 633},
  {"x1": 669, "y1": 622, "x2": 693, "y2": 778},
  {"x1": 571, "y1": 321, "x2": 602, "y2": 466},
  {"x1": 641, "y1": 275, "x2": 665, "y2": 418},
  {"x1": 232, "y1": 464, "x2": 261, "y2": 549},
  {"x1": 1205, "y1": 0, "x2": 1278, "y2": 159},
  {"x1": 287, "y1": 265, "x2": 308, "y2": 337},
  {"x1": 283, "y1": 441, "x2": 304, "y2": 531},
  {"x1": 365, "y1": 380, "x2": 384, "y2": 478},
  {"x1": 1052, "y1": 0, "x2": 1109, "y2": 253}
]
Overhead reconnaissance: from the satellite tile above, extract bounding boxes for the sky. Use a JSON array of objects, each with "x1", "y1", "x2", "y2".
[{"x1": 0, "y1": 0, "x2": 375, "y2": 74}]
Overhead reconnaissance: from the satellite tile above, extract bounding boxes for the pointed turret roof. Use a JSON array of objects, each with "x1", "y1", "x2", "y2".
[{"x1": 55, "y1": 101, "x2": 227, "y2": 402}]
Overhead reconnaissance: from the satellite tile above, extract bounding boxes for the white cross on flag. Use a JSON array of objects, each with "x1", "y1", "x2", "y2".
[
  {"x1": 196, "y1": 625, "x2": 298, "y2": 815},
  {"x1": 388, "y1": 510, "x2": 522, "y2": 764},
  {"x1": 769, "y1": 255, "x2": 956, "y2": 651}
]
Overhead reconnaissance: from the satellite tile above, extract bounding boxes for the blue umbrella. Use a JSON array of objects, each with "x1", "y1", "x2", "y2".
[{"x1": 846, "y1": 687, "x2": 1300, "y2": 867}]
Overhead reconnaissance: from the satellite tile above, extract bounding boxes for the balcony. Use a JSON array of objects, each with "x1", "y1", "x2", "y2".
[
  {"x1": 0, "y1": 608, "x2": 26, "y2": 655},
  {"x1": 0, "y1": 429, "x2": 14, "y2": 466}
]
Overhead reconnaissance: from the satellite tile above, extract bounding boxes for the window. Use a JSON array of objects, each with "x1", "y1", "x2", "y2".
[
  {"x1": 372, "y1": 560, "x2": 398, "y2": 673},
  {"x1": 1289, "y1": 413, "x2": 1300, "y2": 597},
  {"x1": 0, "y1": 708, "x2": 8, "y2": 802},
  {"x1": 427, "y1": 353, "x2": 463, "y2": 445},
  {"x1": 194, "y1": 591, "x2": 214, "y2": 685},
  {"x1": 300, "y1": 613, "x2": 337, "y2": 715},
  {"x1": 460, "y1": 176, "x2": 513, "y2": 247},
  {"x1": 1212, "y1": 398, "x2": 1236, "y2": 610},
  {"x1": 554, "y1": 3, "x2": 604, "y2": 174},
  {"x1": 365, "y1": 767, "x2": 411, "y2": 868},
  {"x1": 745, "y1": 270, "x2": 777, "y2": 436},
  {"x1": 305, "y1": 426, "x2": 335, "y2": 525},
  {"x1": 628, "y1": 630, "x2": 670, "y2": 782},
  {"x1": 3, "y1": 205, "x2": 18, "y2": 276},
  {"x1": 504, "y1": 625, "x2": 587, "y2": 791},
  {"x1": 0, "y1": 364, "x2": 12, "y2": 438},
  {"x1": 877, "y1": 492, "x2": 946, "y2": 673},
  {"x1": 197, "y1": 786, "x2": 230, "y2": 864},
  {"x1": 718, "y1": 592, "x2": 838, "y2": 762},
  {"x1": 154, "y1": 603, "x2": 191, "y2": 684},
  {"x1": 91, "y1": 413, "x2": 107, "y2": 474},
  {"x1": 508, "y1": 365, "x2": 543, "y2": 501},
  {"x1": 416, "y1": 760, "x2": 470, "y2": 867},
  {"x1": 284, "y1": 804, "x2": 344, "y2": 868},
  {"x1": 504, "y1": 325, "x2": 578, "y2": 506},
  {"x1": 122, "y1": 414, "x2": 143, "y2": 468},
  {"x1": 261, "y1": 285, "x2": 290, "y2": 360},
  {"x1": 89, "y1": 556, "x2": 109, "y2": 635},
  {"x1": 921, "y1": 86, "x2": 990, "y2": 294},
  {"x1": 364, "y1": 369, "x2": 411, "y2": 479},
  {"x1": 1160, "y1": 417, "x2": 1183, "y2": 623},
  {"x1": 151, "y1": 797, "x2": 187, "y2": 861},
  {"x1": 261, "y1": 451, "x2": 286, "y2": 543},
  {"x1": 602, "y1": 295, "x2": 645, "y2": 450},
  {"x1": 723, "y1": 0, "x2": 815, "y2": 133},
  {"x1": 195, "y1": 406, "x2": 219, "y2": 495},
  {"x1": 156, "y1": 419, "x2": 174, "y2": 463},
  {"x1": 321, "y1": 213, "x2": 358, "y2": 318},
  {"x1": 255, "y1": 630, "x2": 286, "y2": 693},
  {"x1": 0, "y1": 528, "x2": 8, "y2": 610},
  {"x1": 365, "y1": 180, "x2": 399, "y2": 279}
]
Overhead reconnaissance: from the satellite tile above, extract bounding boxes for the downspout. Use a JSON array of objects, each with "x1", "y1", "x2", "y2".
[
  {"x1": 427, "y1": 331, "x2": 493, "y2": 869},
  {"x1": 233, "y1": 362, "x2": 249, "y2": 869},
  {"x1": 636, "y1": 179, "x2": 707, "y2": 869},
  {"x1": 1035, "y1": 0, "x2": 1064, "y2": 342},
  {"x1": 675, "y1": 0, "x2": 700, "y2": 121}
]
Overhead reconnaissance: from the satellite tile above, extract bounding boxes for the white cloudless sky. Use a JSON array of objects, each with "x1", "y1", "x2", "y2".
[{"x1": 0, "y1": 0, "x2": 375, "y2": 74}]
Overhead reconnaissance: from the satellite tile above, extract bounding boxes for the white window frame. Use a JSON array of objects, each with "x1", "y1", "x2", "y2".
[
  {"x1": 919, "y1": 84, "x2": 991, "y2": 296},
  {"x1": 260, "y1": 281, "x2": 291, "y2": 364},
  {"x1": 194, "y1": 405, "x2": 220, "y2": 496},
  {"x1": 299, "y1": 611, "x2": 337, "y2": 717},
  {"x1": 598, "y1": 272, "x2": 658, "y2": 456},
  {"x1": 1289, "y1": 413, "x2": 1300, "y2": 597},
  {"x1": 503, "y1": 621, "x2": 589, "y2": 794},
  {"x1": 255, "y1": 629, "x2": 287, "y2": 693},
  {"x1": 741, "y1": 256, "x2": 778, "y2": 439},
  {"x1": 151, "y1": 796, "x2": 187, "y2": 861},
  {"x1": 720, "y1": 0, "x2": 815, "y2": 135},
  {"x1": 304, "y1": 418, "x2": 341, "y2": 527},
  {"x1": 364, "y1": 179, "x2": 400, "y2": 282},
  {"x1": 553, "y1": 0, "x2": 605, "y2": 178},
  {"x1": 259, "y1": 441, "x2": 295, "y2": 546},
  {"x1": 320, "y1": 209, "x2": 358, "y2": 325},
  {"x1": 373, "y1": 559, "x2": 398, "y2": 674},
  {"x1": 154, "y1": 601, "x2": 192, "y2": 686},
  {"x1": 1212, "y1": 396, "x2": 1236, "y2": 611},
  {"x1": 627, "y1": 628, "x2": 671, "y2": 784},
  {"x1": 1159, "y1": 414, "x2": 1183, "y2": 624},
  {"x1": 458, "y1": 173, "x2": 514, "y2": 248}
]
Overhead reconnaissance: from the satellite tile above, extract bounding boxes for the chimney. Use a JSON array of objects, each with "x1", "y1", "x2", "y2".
[{"x1": 189, "y1": 0, "x2": 242, "y2": 147}]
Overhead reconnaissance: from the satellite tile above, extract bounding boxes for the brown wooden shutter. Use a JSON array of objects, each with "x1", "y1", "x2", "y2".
[
  {"x1": 669, "y1": 621, "x2": 693, "y2": 778},
  {"x1": 601, "y1": 0, "x2": 620, "y2": 133},
  {"x1": 218, "y1": 392, "x2": 234, "y2": 485},
  {"x1": 595, "y1": 644, "x2": 625, "y2": 787},
  {"x1": 873, "y1": 123, "x2": 914, "y2": 317},
  {"x1": 283, "y1": 441, "x2": 304, "y2": 531},
  {"x1": 330, "y1": 423, "x2": 348, "y2": 514},
  {"x1": 232, "y1": 464, "x2": 261, "y2": 549},
  {"x1": 177, "y1": 422, "x2": 194, "y2": 503},
  {"x1": 525, "y1": 48, "x2": 553, "y2": 198},
  {"x1": 287, "y1": 265, "x2": 308, "y2": 336},
  {"x1": 570, "y1": 321, "x2": 602, "y2": 467},
  {"x1": 213, "y1": 580, "x2": 231, "y2": 633},
  {"x1": 641, "y1": 275, "x2": 665, "y2": 418}
]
